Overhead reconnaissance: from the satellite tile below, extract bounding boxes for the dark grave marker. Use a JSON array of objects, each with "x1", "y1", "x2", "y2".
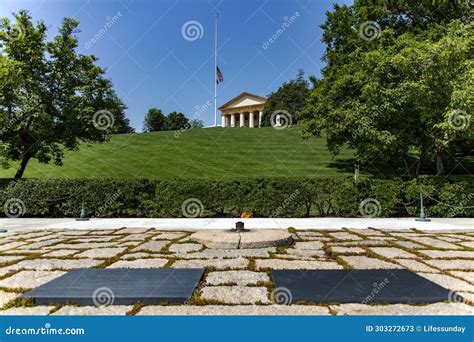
[
  {"x1": 20, "y1": 268, "x2": 204, "y2": 305},
  {"x1": 272, "y1": 269, "x2": 456, "y2": 304}
]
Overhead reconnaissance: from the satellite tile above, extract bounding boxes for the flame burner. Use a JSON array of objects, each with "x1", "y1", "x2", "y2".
[{"x1": 231, "y1": 221, "x2": 250, "y2": 232}]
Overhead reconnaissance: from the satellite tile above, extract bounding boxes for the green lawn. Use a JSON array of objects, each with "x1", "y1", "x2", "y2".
[{"x1": 0, "y1": 127, "x2": 356, "y2": 179}]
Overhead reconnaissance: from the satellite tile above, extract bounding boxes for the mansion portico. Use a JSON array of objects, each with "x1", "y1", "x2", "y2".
[{"x1": 219, "y1": 92, "x2": 266, "y2": 128}]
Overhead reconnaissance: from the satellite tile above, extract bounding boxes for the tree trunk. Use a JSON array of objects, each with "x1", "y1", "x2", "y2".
[
  {"x1": 416, "y1": 143, "x2": 428, "y2": 178},
  {"x1": 436, "y1": 152, "x2": 444, "y2": 175},
  {"x1": 354, "y1": 162, "x2": 360, "y2": 182},
  {"x1": 14, "y1": 152, "x2": 31, "y2": 179},
  {"x1": 304, "y1": 203, "x2": 311, "y2": 217},
  {"x1": 403, "y1": 157, "x2": 412, "y2": 178},
  {"x1": 415, "y1": 158, "x2": 422, "y2": 178}
]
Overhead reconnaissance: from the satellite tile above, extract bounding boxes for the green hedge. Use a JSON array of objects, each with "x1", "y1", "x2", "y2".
[{"x1": 0, "y1": 177, "x2": 472, "y2": 218}]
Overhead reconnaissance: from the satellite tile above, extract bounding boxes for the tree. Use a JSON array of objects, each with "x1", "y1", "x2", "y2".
[
  {"x1": 189, "y1": 119, "x2": 204, "y2": 128},
  {"x1": 0, "y1": 55, "x2": 22, "y2": 170},
  {"x1": 319, "y1": 0, "x2": 472, "y2": 71},
  {"x1": 111, "y1": 111, "x2": 135, "y2": 134},
  {"x1": 299, "y1": 1, "x2": 473, "y2": 177},
  {"x1": 425, "y1": 23, "x2": 473, "y2": 175},
  {"x1": 143, "y1": 108, "x2": 166, "y2": 132},
  {"x1": 166, "y1": 111, "x2": 189, "y2": 130},
  {"x1": 261, "y1": 69, "x2": 311, "y2": 127},
  {"x1": 0, "y1": 11, "x2": 130, "y2": 178},
  {"x1": 310, "y1": 24, "x2": 473, "y2": 176},
  {"x1": 143, "y1": 109, "x2": 192, "y2": 132}
]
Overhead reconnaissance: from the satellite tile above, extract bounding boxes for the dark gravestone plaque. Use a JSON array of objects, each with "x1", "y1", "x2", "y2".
[
  {"x1": 272, "y1": 269, "x2": 456, "y2": 304},
  {"x1": 20, "y1": 268, "x2": 204, "y2": 305}
]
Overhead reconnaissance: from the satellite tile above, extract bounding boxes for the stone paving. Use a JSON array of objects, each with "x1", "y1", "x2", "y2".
[{"x1": 0, "y1": 227, "x2": 473, "y2": 315}]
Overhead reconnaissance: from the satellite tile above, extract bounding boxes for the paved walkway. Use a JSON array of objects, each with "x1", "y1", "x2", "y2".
[
  {"x1": 1, "y1": 217, "x2": 473, "y2": 231},
  {"x1": 0, "y1": 227, "x2": 473, "y2": 315}
]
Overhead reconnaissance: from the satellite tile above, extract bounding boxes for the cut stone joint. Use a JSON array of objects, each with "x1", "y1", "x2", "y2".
[{"x1": 190, "y1": 229, "x2": 293, "y2": 249}]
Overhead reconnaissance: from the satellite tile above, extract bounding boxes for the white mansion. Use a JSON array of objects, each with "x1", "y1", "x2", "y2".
[{"x1": 219, "y1": 92, "x2": 266, "y2": 128}]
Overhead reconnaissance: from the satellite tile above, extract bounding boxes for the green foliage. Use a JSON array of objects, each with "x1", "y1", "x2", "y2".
[
  {"x1": 143, "y1": 107, "x2": 167, "y2": 132},
  {"x1": 300, "y1": 0, "x2": 473, "y2": 177},
  {"x1": 320, "y1": 0, "x2": 472, "y2": 69},
  {"x1": 1, "y1": 177, "x2": 472, "y2": 218},
  {"x1": 166, "y1": 112, "x2": 189, "y2": 130},
  {"x1": 143, "y1": 108, "x2": 190, "y2": 132},
  {"x1": 0, "y1": 178, "x2": 155, "y2": 218},
  {"x1": 261, "y1": 70, "x2": 311, "y2": 127},
  {"x1": 189, "y1": 119, "x2": 204, "y2": 128},
  {"x1": 0, "y1": 11, "x2": 132, "y2": 178},
  {"x1": 111, "y1": 114, "x2": 135, "y2": 134}
]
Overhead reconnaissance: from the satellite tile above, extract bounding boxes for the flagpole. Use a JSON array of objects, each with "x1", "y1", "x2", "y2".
[{"x1": 214, "y1": 12, "x2": 218, "y2": 127}]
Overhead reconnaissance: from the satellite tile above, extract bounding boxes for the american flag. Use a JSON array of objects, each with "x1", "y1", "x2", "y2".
[{"x1": 216, "y1": 66, "x2": 224, "y2": 84}]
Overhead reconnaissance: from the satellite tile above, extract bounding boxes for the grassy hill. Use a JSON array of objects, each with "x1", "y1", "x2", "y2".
[{"x1": 0, "y1": 127, "x2": 355, "y2": 179}]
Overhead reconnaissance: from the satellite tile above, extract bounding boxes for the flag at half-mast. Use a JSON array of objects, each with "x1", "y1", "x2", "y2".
[{"x1": 216, "y1": 66, "x2": 224, "y2": 84}]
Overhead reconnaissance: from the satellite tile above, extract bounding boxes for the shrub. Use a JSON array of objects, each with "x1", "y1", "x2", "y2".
[
  {"x1": 0, "y1": 177, "x2": 472, "y2": 218},
  {"x1": 0, "y1": 179, "x2": 155, "y2": 218}
]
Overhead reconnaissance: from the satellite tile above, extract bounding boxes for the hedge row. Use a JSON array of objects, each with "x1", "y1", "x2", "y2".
[{"x1": 0, "y1": 177, "x2": 472, "y2": 218}]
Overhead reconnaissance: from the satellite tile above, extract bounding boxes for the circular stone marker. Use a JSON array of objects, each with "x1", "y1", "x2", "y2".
[{"x1": 190, "y1": 229, "x2": 293, "y2": 249}]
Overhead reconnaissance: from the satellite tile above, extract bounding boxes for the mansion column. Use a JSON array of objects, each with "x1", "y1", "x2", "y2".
[
  {"x1": 239, "y1": 113, "x2": 245, "y2": 127},
  {"x1": 249, "y1": 111, "x2": 254, "y2": 128},
  {"x1": 230, "y1": 114, "x2": 236, "y2": 127},
  {"x1": 221, "y1": 115, "x2": 226, "y2": 128},
  {"x1": 258, "y1": 111, "x2": 263, "y2": 127}
]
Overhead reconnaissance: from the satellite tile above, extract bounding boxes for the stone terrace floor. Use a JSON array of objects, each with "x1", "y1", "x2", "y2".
[{"x1": 0, "y1": 228, "x2": 473, "y2": 315}]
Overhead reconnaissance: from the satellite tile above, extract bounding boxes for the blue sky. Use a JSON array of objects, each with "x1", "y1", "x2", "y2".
[{"x1": 1, "y1": 0, "x2": 352, "y2": 131}]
